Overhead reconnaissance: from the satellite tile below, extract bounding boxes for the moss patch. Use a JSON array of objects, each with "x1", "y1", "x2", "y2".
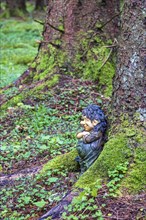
[
  {"x1": 1, "y1": 93, "x2": 24, "y2": 111},
  {"x1": 121, "y1": 146, "x2": 146, "y2": 193},
  {"x1": 72, "y1": 36, "x2": 115, "y2": 97},
  {"x1": 1, "y1": 74, "x2": 60, "y2": 113},
  {"x1": 40, "y1": 149, "x2": 78, "y2": 175},
  {"x1": 33, "y1": 45, "x2": 67, "y2": 81},
  {"x1": 75, "y1": 133, "x2": 131, "y2": 189}
]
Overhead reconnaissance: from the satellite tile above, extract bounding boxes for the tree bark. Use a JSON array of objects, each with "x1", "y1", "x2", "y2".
[
  {"x1": 112, "y1": 0, "x2": 146, "y2": 120},
  {"x1": 35, "y1": 0, "x2": 46, "y2": 11},
  {"x1": 41, "y1": 0, "x2": 120, "y2": 57},
  {"x1": 9, "y1": 0, "x2": 120, "y2": 90}
]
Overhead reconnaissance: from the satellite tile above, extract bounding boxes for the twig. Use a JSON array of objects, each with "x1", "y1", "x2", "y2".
[
  {"x1": 41, "y1": 40, "x2": 61, "y2": 49},
  {"x1": 100, "y1": 13, "x2": 120, "y2": 30},
  {"x1": 49, "y1": 42, "x2": 61, "y2": 49},
  {"x1": 47, "y1": 21, "x2": 64, "y2": 33},
  {"x1": 98, "y1": 48, "x2": 113, "y2": 71},
  {"x1": 97, "y1": 39, "x2": 117, "y2": 71},
  {"x1": 34, "y1": 19, "x2": 44, "y2": 25}
]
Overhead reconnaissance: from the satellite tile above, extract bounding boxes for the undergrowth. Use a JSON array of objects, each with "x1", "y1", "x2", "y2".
[
  {"x1": 0, "y1": 18, "x2": 43, "y2": 88},
  {"x1": 0, "y1": 104, "x2": 80, "y2": 219},
  {"x1": 0, "y1": 104, "x2": 81, "y2": 173}
]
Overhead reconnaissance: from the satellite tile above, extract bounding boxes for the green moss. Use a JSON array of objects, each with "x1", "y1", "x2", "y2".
[
  {"x1": 58, "y1": 24, "x2": 64, "y2": 32},
  {"x1": 1, "y1": 93, "x2": 23, "y2": 111},
  {"x1": 34, "y1": 51, "x2": 55, "y2": 81},
  {"x1": 33, "y1": 45, "x2": 67, "y2": 81},
  {"x1": 73, "y1": 34, "x2": 115, "y2": 97},
  {"x1": 75, "y1": 124, "x2": 146, "y2": 193},
  {"x1": 98, "y1": 62, "x2": 115, "y2": 97},
  {"x1": 47, "y1": 74, "x2": 60, "y2": 87},
  {"x1": 32, "y1": 74, "x2": 60, "y2": 95},
  {"x1": 121, "y1": 145, "x2": 146, "y2": 193},
  {"x1": 1, "y1": 74, "x2": 60, "y2": 113},
  {"x1": 40, "y1": 150, "x2": 78, "y2": 175},
  {"x1": 75, "y1": 133, "x2": 131, "y2": 189},
  {"x1": 122, "y1": 161, "x2": 146, "y2": 193}
]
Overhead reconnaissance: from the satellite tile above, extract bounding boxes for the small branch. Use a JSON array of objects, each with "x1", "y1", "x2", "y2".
[
  {"x1": 41, "y1": 40, "x2": 61, "y2": 49},
  {"x1": 34, "y1": 19, "x2": 44, "y2": 25},
  {"x1": 98, "y1": 48, "x2": 113, "y2": 71},
  {"x1": 49, "y1": 42, "x2": 61, "y2": 49},
  {"x1": 47, "y1": 21, "x2": 64, "y2": 34},
  {"x1": 100, "y1": 13, "x2": 120, "y2": 30},
  {"x1": 98, "y1": 39, "x2": 117, "y2": 71}
]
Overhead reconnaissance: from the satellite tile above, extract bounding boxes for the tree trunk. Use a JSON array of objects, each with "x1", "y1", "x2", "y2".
[
  {"x1": 41, "y1": 0, "x2": 119, "y2": 57},
  {"x1": 112, "y1": 0, "x2": 146, "y2": 120},
  {"x1": 5, "y1": 0, "x2": 120, "y2": 96},
  {"x1": 6, "y1": 0, "x2": 26, "y2": 16},
  {"x1": 35, "y1": 0, "x2": 46, "y2": 11}
]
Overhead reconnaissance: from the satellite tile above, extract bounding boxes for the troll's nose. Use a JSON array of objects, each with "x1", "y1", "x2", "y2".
[{"x1": 80, "y1": 120, "x2": 85, "y2": 125}]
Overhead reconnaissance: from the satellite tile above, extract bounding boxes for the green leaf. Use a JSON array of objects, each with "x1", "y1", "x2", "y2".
[
  {"x1": 97, "y1": 98, "x2": 103, "y2": 104},
  {"x1": 40, "y1": 144, "x2": 48, "y2": 150},
  {"x1": 22, "y1": 196, "x2": 31, "y2": 204},
  {"x1": 33, "y1": 200, "x2": 47, "y2": 208},
  {"x1": 49, "y1": 177, "x2": 58, "y2": 183}
]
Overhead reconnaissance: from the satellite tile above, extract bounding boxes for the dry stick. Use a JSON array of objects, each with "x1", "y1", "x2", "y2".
[
  {"x1": 34, "y1": 19, "x2": 64, "y2": 34},
  {"x1": 34, "y1": 19, "x2": 44, "y2": 25},
  {"x1": 97, "y1": 48, "x2": 113, "y2": 71},
  {"x1": 103, "y1": 217, "x2": 124, "y2": 220},
  {"x1": 47, "y1": 21, "x2": 64, "y2": 33},
  {"x1": 97, "y1": 39, "x2": 117, "y2": 71},
  {"x1": 100, "y1": 13, "x2": 120, "y2": 30}
]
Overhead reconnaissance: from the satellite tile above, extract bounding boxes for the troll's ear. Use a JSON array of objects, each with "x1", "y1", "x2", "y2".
[{"x1": 92, "y1": 120, "x2": 99, "y2": 126}]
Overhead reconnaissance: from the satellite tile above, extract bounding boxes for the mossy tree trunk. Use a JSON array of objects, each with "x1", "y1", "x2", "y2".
[
  {"x1": 75, "y1": 0, "x2": 146, "y2": 194},
  {"x1": 40, "y1": 0, "x2": 119, "y2": 56},
  {"x1": 12, "y1": 0, "x2": 119, "y2": 93},
  {"x1": 112, "y1": 0, "x2": 145, "y2": 120}
]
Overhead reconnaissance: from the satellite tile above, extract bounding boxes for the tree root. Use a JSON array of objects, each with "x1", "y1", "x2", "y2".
[
  {"x1": 39, "y1": 190, "x2": 79, "y2": 220},
  {"x1": 0, "y1": 166, "x2": 41, "y2": 187}
]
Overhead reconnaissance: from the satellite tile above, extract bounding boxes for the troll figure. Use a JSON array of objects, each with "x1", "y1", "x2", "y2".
[{"x1": 76, "y1": 104, "x2": 107, "y2": 174}]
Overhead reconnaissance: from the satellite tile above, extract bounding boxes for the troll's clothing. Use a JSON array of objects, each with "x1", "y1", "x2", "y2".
[{"x1": 76, "y1": 131, "x2": 103, "y2": 174}]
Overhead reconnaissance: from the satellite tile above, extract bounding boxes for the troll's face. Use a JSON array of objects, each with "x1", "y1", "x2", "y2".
[
  {"x1": 80, "y1": 116, "x2": 99, "y2": 132},
  {"x1": 81, "y1": 104, "x2": 107, "y2": 133}
]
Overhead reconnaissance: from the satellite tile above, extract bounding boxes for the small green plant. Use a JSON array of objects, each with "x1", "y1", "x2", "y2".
[
  {"x1": 61, "y1": 186, "x2": 104, "y2": 219},
  {"x1": 107, "y1": 161, "x2": 129, "y2": 196}
]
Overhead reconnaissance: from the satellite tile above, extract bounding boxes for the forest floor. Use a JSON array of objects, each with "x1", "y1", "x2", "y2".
[{"x1": 0, "y1": 15, "x2": 146, "y2": 220}]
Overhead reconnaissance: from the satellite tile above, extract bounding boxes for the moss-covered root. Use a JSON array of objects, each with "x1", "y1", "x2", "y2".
[
  {"x1": 75, "y1": 134, "x2": 130, "y2": 189},
  {"x1": 121, "y1": 147, "x2": 146, "y2": 193},
  {"x1": 75, "y1": 127, "x2": 146, "y2": 194},
  {"x1": 40, "y1": 149, "x2": 78, "y2": 175},
  {"x1": 39, "y1": 125, "x2": 146, "y2": 194}
]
